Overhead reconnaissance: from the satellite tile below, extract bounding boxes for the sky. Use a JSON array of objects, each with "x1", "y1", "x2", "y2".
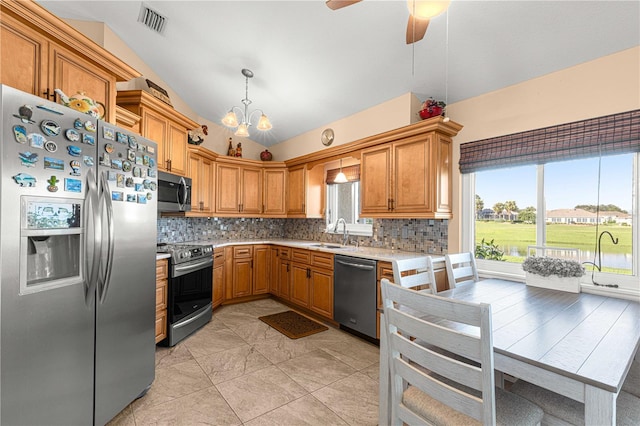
[{"x1": 475, "y1": 153, "x2": 634, "y2": 213}]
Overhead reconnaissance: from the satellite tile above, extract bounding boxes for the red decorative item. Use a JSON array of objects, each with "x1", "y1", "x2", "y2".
[
  {"x1": 260, "y1": 149, "x2": 273, "y2": 161},
  {"x1": 419, "y1": 98, "x2": 445, "y2": 120}
]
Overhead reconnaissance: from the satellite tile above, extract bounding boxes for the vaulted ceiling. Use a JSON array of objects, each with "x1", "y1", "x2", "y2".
[{"x1": 37, "y1": 1, "x2": 640, "y2": 147}]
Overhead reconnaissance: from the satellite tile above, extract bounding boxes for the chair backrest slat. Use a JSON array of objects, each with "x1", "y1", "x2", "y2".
[
  {"x1": 392, "y1": 257, "x2": 438, "y2": 293},
  {"x1": 445, "y1": 252, "x2": 480, "y2": 289}
]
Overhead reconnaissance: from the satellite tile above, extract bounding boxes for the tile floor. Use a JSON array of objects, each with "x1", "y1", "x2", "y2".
[{"x1": 108, "y1": 298, "x2": 380, "y2": 425}]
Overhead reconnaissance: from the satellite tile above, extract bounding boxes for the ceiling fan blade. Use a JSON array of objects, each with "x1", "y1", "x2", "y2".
[
  {"x1": 406, "y1": 15, "x2": 429, "y2": 44},
  {"x1": 325, "y1": 0, "x2": 362, "y2": 10}
]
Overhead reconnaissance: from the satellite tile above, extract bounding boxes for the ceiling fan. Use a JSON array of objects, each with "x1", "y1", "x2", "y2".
[{"x1": 326, "y1": 0, "x2": 451, "y2": 44}]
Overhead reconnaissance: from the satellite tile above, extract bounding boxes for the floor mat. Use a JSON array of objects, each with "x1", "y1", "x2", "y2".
[{"x1": 258, "y1": 310, "x2": 328, "y2": 339}]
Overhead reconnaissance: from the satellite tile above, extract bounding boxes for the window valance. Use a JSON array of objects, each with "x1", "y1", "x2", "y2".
[
  {"x1": 459, "y1": 110, "x2": 640, "y2": 173},
  {"x1": 326, "y1": 165, "x2": 360, "y2": 184}
]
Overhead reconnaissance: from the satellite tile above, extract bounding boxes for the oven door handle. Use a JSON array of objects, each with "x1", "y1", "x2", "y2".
[
  {"x1": 173, "y1": 305, "x2": 212, "y2": 329},
  {"x1": 173, "y1": 257, "x2": 213, "y2": 277}
]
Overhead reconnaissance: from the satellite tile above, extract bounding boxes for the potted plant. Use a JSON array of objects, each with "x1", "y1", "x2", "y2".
[
  {"x1": 522, "y1": 256, "x2": 585, "y2": 293},
  {"x1": 419, "y1": 98, "x2": 446, "y2": 120}
]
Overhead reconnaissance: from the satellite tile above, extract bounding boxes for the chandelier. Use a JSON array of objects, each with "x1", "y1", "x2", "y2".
[{"x1": 221, "y1": 68, "x2": 272, "y2": 137}]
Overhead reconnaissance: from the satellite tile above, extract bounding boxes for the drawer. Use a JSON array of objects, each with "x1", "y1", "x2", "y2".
[
  {"x1": 311, "y1": 252, "x2": 334, "y2": 270},
  {"x1": 292, "y1": 248, "x2": 310, "y2": 264},
  {"x1": 278, "y1": 246, "x2": 291, "y2": 260},
  {"x1": 156, "y1": 279, "x2": 167, "y2": 310},
  {"x1": 156, "y1": 259, "x2": 168, "y2": 280},
  {"x1": 233, "y1": 245, "x2": 253, "y2": 258},
  {"x1": 213, "y1": 247, "x2": 225, "y2": 265},
  {"x1": 155, "y1": 310, "x2": 167, "y2": 343},
  {"x1": 378, "y1": 261, "x2": 394, "y2": 280}
]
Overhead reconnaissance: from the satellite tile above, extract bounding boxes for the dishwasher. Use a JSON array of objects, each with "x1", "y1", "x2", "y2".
[{"x1": 334, "y1": 255, "x2": 378, "y2": 339}]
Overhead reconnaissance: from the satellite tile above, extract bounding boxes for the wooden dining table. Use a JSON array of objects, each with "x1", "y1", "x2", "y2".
[{"x1": 379, "y1": 278, "x2": 640, "y2": 425}]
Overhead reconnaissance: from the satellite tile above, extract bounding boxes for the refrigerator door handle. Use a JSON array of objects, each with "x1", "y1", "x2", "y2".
[
  {"x1": 98, "y1": 171, "x2": 115, "y2": 304},
  {"x1": 84, "y1": 168, "x2": 101, "y2": 305}
]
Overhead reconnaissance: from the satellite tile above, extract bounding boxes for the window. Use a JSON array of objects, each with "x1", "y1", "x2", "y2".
[
  {"x1": 326, "y1": 181, "x2": 373, "y2": 236},
  {"x1": 464, "y1": 152, "x2": 638, "y2": 293}
]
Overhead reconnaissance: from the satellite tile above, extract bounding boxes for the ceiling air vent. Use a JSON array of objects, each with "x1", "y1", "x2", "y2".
[{"x1": 138, "y1": 4, "x2": 167, "y2": 35}]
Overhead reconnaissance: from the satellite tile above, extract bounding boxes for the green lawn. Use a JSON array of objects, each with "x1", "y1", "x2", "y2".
[{"x1": 475, "y1": 221, "x2": 632, "y2": 272}]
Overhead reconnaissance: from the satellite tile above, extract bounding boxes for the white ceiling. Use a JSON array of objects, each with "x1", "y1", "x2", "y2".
[{"x1": 37, "y1": 1, "x2": 639, "y2": 147}]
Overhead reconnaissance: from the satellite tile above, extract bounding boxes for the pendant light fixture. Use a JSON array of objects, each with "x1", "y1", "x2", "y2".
[
  {"x1": 334, "y1": 159, "x2": 348, "y2": 183},
  {"x1": 222, "y1": 68, "x2": 272, "y2": 137}
]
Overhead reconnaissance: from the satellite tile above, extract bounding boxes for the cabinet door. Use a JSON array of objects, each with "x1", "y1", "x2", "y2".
[
  {"x1": 241, "y1": 166, "x2": 262, "y2": 215},
  {"x1": 188, "y1": 154, "x2": 202, "y2": 212},
  {"x1": 360, "y1": 145, "x2": 392, "y2": 214},
  {"x1": 188, "y1": 153, "x2": 215, "y2": 214},
  {"x1": 290, "y1": 263, "x2": 309, "y2": 307},
  {"x1": 232, "y1": 257, "x2": 253, "y2": 298},
  {"x1": 212, "y1": 263, "x2": 224, "y2": 308},
  {"x1": 279, "y1": 259, "x2": 291, "y2": 300},
  {"x1": 310, "y1": 267, "x2": 333, "y2": 319},
  {"x1": 50, "y1": 43, "x2": 115, "y2": 123},
  {"x1": 263, "y1": 169, "x2": 287, "y2": 216},
  {"x1": 252, "y1": 245, "x2": 270, "y2": 295},
  {"x1": 287, "y1": 166, "x2": 306, "y2": 215},
  {"x1": 393, "y1": 136, "x2": 432, "y2": 213},
  {"x1": 167, "y1": 123, "x2": 188, "y2": 176},
  {"x1": 142, "y1": 108, "x2": 169, "y2": 171},
  {"x1": 433, "y1": 134, "x2": 452, "y2": 214},
  {"x1": 269, "y1": 247, "x2": 280, "y2": 295},
  {"x1": 216, "y1": 164, "x2": 241, "y2": 213},
  {"x1": 0, "y1": 14, "x2": 48, "y2": 97}
]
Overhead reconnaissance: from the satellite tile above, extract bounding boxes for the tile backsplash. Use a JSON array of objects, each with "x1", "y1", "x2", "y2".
[{"x1": 158, "y1": 217, "x2": 448, "y2": 254}]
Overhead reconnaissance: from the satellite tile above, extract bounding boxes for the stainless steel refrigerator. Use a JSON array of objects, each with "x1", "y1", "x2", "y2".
[{"x1": 0, "y1": 85, "x2": 157, "y2": 425}]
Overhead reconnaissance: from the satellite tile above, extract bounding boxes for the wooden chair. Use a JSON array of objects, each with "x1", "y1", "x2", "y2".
[
  {"x1": 392, "y1": 256, "x2": 438, "y2": 293},
  {"x1": 380, "y1": 278, "x2": 544, "y2": 425},
  {"x1": 445, "y1": 252, "x2": 480, "y2": 288},
  {"x1": 511, "y1": 379, "x2": 640, "y2": 425}
]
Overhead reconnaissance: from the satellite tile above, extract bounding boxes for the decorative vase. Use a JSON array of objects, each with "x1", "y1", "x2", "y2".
[
  {"x1": 260, "y1": 149, "x2": 273, "y2": 161},
  {"x1": 525, "y1": 272, "x2": 581, "y2": 293},
  {"x1": 418, "y1": 106, "x2": 443, "y2": 120}
]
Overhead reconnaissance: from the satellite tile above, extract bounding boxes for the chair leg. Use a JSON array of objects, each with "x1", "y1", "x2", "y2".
[{"x1": 379, "y1": 312, "x2": 391, "y2": 426}]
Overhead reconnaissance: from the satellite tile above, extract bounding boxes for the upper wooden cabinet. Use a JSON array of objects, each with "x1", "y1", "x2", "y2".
[
  {"x1": 0, "y1": 1, "x2": 139, "y2": 123},
  {"x1": 263, "y1": 166, "x2": 287, "y2": 217},
  {"x1": 215, "y1": 156, "x2": 288, "y2": 217},
  {"x1": 286, "y1": 164, "x2": 324, "y2": 218},
  {"x1": 187, "y1": 146, "x2": 216, "y2": 216},
  {"x1": 117, "y1": 90, "x2": 198, "y2": 176},
  {"x1": 360, "y1": 120, "x2": 459, "y2": 219}
]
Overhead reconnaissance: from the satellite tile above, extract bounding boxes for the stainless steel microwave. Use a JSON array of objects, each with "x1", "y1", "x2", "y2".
[{"x1": 157, "y1": 171, "x2": 191, "y2": 212}]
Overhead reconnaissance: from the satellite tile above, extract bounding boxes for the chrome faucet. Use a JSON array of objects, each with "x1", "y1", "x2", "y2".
[{"x1": 333, "y1": 218, "x2": 349, "y2": 246}]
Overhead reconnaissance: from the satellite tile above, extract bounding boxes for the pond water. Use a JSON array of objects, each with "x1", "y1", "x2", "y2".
[{"x1": 500, "y1": 244, "x2": 632, "y2": 272}]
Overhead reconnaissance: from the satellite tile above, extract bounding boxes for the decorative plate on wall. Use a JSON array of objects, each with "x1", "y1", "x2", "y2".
[{"x1": 321, "y1": 128, "x2": 334, "y2": 146}]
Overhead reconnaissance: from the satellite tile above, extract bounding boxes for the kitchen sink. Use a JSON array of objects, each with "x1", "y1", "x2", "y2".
[{"x1": 309, "y1": 244, "x2": 345, "y2": 249}]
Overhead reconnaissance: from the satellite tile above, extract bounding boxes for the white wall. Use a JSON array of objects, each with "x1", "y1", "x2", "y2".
[
  {"x1": 269, "y1": 92, "x2": 420, "y2": 161},
  {"x1": 446, "y1": 46, "x2": 640, "y2": 252}
]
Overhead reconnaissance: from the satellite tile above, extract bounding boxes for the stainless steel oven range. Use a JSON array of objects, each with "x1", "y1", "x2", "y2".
[{"x1": 157, "y1": 243, "x2": 213, "y2": 346}]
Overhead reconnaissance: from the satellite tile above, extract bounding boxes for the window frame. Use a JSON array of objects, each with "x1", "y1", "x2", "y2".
[
  {"x1": 462, "y1": 153, "x2": 640, "y2": 298},
  {"x1": 325, "y1": 181, "x2": 373, "y2": 237}
]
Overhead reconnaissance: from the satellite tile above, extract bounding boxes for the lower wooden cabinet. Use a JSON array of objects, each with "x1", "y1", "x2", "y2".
[
  {"x1": 213, "y1": 247, "x2": 224, "y2": 309},
  {"x1": 278, "y1": 247, "x2": 291, "y2": 300},
  {"x1": 225, "y1": 244, "x2": 271, "y2": 301},
  {"x1": 288, "y1": 249, "x2": 334, "y2": 319},
  {"x1": 253, "y1": 245, "x2": 270, "y2": 295},
  {"x1": 155, "y1": 258, "x2": 168, "y2": 343}
]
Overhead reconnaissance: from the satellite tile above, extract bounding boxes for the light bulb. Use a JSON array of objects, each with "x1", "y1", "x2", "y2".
[
  {"x1": 257, "y1": 114, "x2": 272, "y2": 131},
  {"x1": 222, "y1": 110, "x2": 238, "y2": 127},
  {"x1": 407, "y1": 0, "x2": 451, "y2": 19},
  {"x1": 234, "y1": 123, "x2": 250, "y2": 137}
]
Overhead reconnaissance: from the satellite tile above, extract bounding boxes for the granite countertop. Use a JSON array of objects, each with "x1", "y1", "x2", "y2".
[{"x1": 157, "y1": 239, "x2": 443, "y2": 263}]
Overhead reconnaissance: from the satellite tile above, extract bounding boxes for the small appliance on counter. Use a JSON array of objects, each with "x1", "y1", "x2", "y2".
[
  {"x1": 156, "y1": 243, "x2": 214, "y2": 346},
  {"x1": 0, "y1": 85, "x2": 158, "y2": 425}
]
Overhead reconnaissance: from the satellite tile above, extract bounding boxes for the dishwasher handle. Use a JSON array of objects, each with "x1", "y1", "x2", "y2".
[{"x1": 336, "y1": 259, "x2": 375, "y2": 271}]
